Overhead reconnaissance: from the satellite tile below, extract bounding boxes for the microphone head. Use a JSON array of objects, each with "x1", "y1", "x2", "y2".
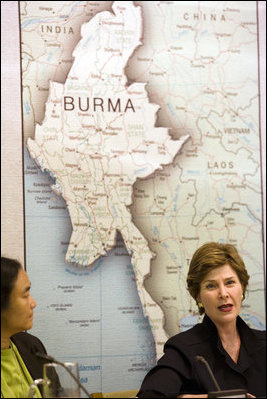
[{"x1": 195, "y1": 355, "x2": 205, "y2": 363}]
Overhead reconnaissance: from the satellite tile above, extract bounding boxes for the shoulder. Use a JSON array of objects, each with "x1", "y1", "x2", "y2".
[
  {"x1": 248, "y1": 328, "x2": 266, "y2": 346},
  {"x1": 166, "y1": 321, "x2": 210, "y2": 348},
  {"x1": 236, "y1": 317, "x2": 266, "y2": 358},
  {"x1": 11, "y1": 332, "x2": 48, "y2": 382},
  {"x1": 251, "y1": 328, "x2": 266, "y2": 339},
  {"x1": 11, "y1": 331, "x2": 43, "y2": 345},
  {"x1": 157, "y1": 321, "x2": 216, "y2": 370},
  {"x1": 11, "y1": 331, "x2": 47, "y2": 354},
  {"x1": 238, "y1": 317, "x2": 266, "y2": 341}
]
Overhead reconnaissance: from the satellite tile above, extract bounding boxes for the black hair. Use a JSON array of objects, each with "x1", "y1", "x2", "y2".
[{"x1": 1, "y1": 257, "x2": 22, "y2": 311}]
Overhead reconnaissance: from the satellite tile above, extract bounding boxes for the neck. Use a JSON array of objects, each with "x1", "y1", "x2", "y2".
[
  {"x1": 1, "y1": 332, "x2": 11, "y2": 350},
  {"x1": 215, "y1": 319, "x2": 239, "y2": 342}
]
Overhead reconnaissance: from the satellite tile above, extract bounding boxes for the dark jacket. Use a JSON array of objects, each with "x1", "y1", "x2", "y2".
[
  {"x1": 137, "y1": 315, "x2": 266, "y2": 398},
  {"x1": 11, "y1": 332, "x2": 49, "y2": 386}
]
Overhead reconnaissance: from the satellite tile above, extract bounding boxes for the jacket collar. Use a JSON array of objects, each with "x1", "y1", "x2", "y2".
[
  {"x1": 202, "y1": 314, "x2": 263, "y2": 352},
  {"x1": 202, "y1": 314, "x2": 263, "y2": 372}
]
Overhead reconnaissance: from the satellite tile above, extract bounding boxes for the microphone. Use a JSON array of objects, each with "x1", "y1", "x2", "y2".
[
  {"x1": 35, "y1": 352, "x2": 92, "y2": 398},
  {"x1": 195, "y1": 355, "x2": 221, "y2": 391},
  {"x1": 195, "y1": 356, "x2": 247, "y2": 398}
]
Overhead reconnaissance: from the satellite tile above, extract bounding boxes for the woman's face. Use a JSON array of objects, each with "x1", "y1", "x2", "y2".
[
  {"x1": 1, "y1": 268, "x2": 37, "y2": 335},
  {"x1": 198, "y1": 264, "x2": 243, "y2": 328}
]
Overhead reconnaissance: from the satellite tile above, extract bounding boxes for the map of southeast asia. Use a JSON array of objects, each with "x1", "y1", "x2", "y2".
[{"x1": 21, "y1": 1, "x2": 265, "y2": 394}]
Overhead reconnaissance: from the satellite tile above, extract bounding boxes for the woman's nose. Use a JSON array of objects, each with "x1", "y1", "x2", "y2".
[
  {"x1": 218, "y1": 284, "x2": 229, "y2": 298},
  {"x1": 31, "y1": 296, "x2": 37, "y2": 308}
]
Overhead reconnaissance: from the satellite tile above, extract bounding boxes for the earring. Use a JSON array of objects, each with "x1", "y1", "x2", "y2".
[{"x1": 197, "y1": 302, "x2": 204, "y2": 308}]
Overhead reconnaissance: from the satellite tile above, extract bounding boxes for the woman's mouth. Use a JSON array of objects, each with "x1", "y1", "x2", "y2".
[{"x1": 218, "y1": 304, "x2": 233, "y2": 312}]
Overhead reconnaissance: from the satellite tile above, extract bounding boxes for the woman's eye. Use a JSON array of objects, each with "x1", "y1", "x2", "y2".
[
  {"x1": 226, "y1": 280, "x2": 235, "y2": 285},
  {"x1": 206, "y1": 283, "x2": 215, "y2": 289}
]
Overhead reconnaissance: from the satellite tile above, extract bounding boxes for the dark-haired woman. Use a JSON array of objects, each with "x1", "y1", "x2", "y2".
[
  {"x1": 137, "y1": 242, "x2": 266, "y2": 398},
  {"x1": 1, "y1": 257, "x2": 48, "y2": 398}
]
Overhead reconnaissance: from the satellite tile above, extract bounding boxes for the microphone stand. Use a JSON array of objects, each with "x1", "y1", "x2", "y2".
[
  {"x1": 195, "y1": 356, "x2": 247, "y2": 398},
  {"x1": 36, "y1": 352, "x2": 92, "y2": 398},
  {"x1": 195, "y1": 356, "x2": 221, "y2": 391}
]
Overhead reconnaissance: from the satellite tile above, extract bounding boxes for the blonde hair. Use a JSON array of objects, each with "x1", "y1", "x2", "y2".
[{"x1": 186, "y1": 242, "x2": 250, "y2": 315}]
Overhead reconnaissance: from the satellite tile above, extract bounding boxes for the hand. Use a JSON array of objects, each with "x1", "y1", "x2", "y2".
[{"x1": 246, "y1": 394, "x2": 256, "y2": 398}]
